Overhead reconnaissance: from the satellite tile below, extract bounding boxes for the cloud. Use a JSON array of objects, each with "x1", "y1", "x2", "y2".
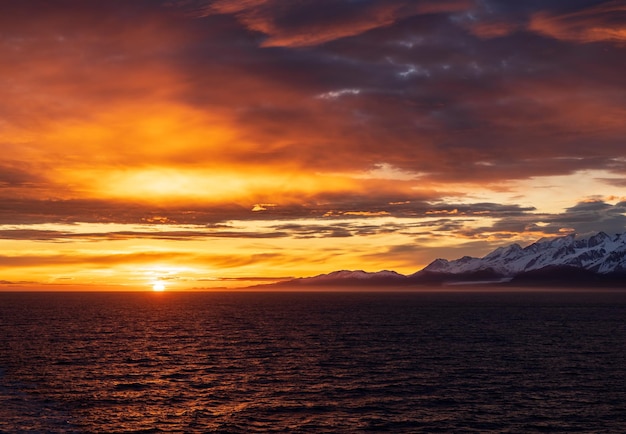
[
  {"x1": 548, "y1": 200, "x2": 626, "y2": 235},
  {"x1": 0, "y1": 280, "x2": 38, "y2": 285},
  {"x1": 468, "y1": 20, "x2": 519, "y2": 39},
  {"x1": 0, "y1": 228, "x2": 288, "y2": 242},
  {"x1": 529, "y1": 1, "x2": 626, "y2": 44},
  {"x1": 0, "y1": 186, "x2": 542, "y2": 227},
  {"x1": 0, "y1": 250, "x2": 288, "y2": 269},
  {"x1": 599, "y1": 178, "x2": 626, "y2": 187},
  {"x1": 209, "y1": 276, "x2": 293, "y2": 282},
  {"x1": 0, "y1": 164, "x2": 44, "y2": 187},
  {"x1": 0, "y1": 252, "x2": 192, "y2": 268},
  {"x1": 0, "y1": 200, "x2": 533, "y2": 240},
  {"x1": 2, "y1": 0, "x2": 625, "y2": 202},
  {"x1": 458, "y1": 200, "x2": 626, "y2": 241},
  {"x1": 197, "y1": 0, "x2": 472, "y2": 47},
  {"x1": 0, "y1": 198, "x2": 250, "y2": 225}
]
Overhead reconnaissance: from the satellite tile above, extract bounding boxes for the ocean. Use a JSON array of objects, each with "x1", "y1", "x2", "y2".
[{"x1": 1, "y1": 290, "x2": 626, "y2": 433}]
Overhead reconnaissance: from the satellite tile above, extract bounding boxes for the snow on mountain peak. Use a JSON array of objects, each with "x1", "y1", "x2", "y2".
[
  {"x1": 483, "y1": 243, "x2": 523, "y2": 261},
  {"x1": 308, "y1": 269, "x2": 405, "y2": 281},
  {"x1": 587, "y1": 231, "x2": 610, "y2": 247},
  {"x1": 421, "y1": 231, "x2": 626, "y2": 276},
  {"x1": 421, "y1": 258, "x2": 449, "y2": 272}
]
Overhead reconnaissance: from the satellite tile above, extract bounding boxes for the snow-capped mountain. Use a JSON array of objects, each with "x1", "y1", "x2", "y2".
[
  {"x1": 420, "y1": 232, "x2": 626, "y2": 277},
  {"x1": 260, "y1": 232, "x2": 626, "y2": 288}
]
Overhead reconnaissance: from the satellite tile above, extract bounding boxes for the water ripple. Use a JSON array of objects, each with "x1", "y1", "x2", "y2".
[{"x1": 1, "y1": 291, "x2": 626, "y2": 432}]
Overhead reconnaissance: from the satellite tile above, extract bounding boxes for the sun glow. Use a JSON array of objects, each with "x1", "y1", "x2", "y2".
[
  {"x1": 152, "y1": 282, "x2": 166, "y2": 292},
  {"x1": 62, "y1": 167, "x2": 362, "y2": 202}
]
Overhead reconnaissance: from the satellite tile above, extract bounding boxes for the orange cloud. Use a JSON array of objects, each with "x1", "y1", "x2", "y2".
[
  {"x1": 469, "y1": 21, "x2": 519, "y2": 39},
  {"x1": 529, "y1": 1, "x2": 626, "y2": 44}
]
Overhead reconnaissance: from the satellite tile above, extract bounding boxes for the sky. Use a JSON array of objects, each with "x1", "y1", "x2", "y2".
[{"x1": 1, "y1": 0, "x2": 625, "y2": 290}]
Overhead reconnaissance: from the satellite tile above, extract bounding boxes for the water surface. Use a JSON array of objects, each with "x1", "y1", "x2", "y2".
[{"x1": 1, "y1": 290, "x2": 626, "y2": 432}]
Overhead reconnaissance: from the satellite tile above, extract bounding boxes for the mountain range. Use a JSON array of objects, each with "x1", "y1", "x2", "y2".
[{"x1": 269, "y1": 232, "x2": 626, "y2": 288}]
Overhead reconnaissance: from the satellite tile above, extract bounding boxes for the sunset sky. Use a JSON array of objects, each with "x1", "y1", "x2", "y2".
[{"x1": 1, "y1": 0, "x2": 625, "y2": 290}]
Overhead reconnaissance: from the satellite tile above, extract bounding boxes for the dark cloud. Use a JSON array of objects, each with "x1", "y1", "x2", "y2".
[
  {"x1": 0, "y1": 280, "x2": 38, "y2": 285},
  {"x1": 0, "y1": 198, "x2": 247, "y2": 225},
  {"x1": 0, "y1": 229, "x2": 288, "y2": 242},
  {"x1": 174, "y1": 0, "x2": 625, "y2": 182},
  {"x1": 0, "y1": 164, "x2": 43, "y2": 186},
  {"x1": 193, "y1": 0, "x2": 472, "y2": 47},
  {"x1": 458, "y1": 200, "x2": 626, "y2": 240},
  {"x1": 549, "y1": 200, "x2": 626, "y2": 235},
  {"x1": 0, "y1": 189, "x2": 538, "y2": 225}
]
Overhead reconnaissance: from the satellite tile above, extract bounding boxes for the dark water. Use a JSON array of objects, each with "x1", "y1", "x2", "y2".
[{"x1": 1, "y1": 290, "x2": 626, "y2": 433}]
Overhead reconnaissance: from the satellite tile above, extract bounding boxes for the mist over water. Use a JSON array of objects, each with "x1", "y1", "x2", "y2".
[{"x1": 1, "y1": 290, "x2": 626, "y2": 433}]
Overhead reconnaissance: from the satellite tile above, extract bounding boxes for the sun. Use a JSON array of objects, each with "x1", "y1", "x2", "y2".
[{"x1": 152, "y1": 282, "x2": 166, "y2": 292}]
